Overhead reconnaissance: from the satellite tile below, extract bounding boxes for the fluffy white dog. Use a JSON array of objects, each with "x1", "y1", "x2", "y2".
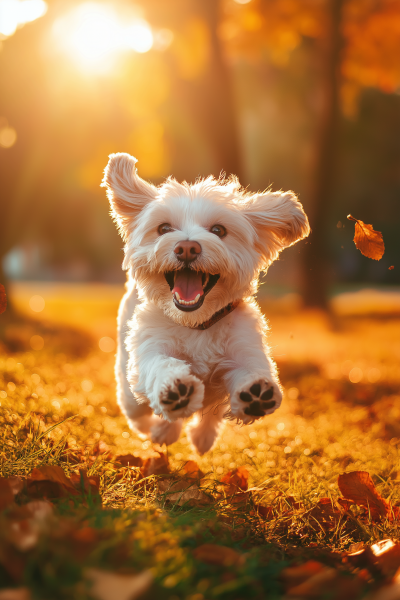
[{"x1": 102, "y1": 153, "x2": 309, "y2": 454}]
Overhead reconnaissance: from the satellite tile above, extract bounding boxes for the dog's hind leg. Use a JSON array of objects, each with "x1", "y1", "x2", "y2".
[{"x1": 188, "y1": 403, "x2": 225, "y2": 455}]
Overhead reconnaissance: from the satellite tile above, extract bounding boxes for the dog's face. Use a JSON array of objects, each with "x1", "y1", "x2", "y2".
[{"x1": 102, "y1": 153, "x2": 310, "y2": 326}]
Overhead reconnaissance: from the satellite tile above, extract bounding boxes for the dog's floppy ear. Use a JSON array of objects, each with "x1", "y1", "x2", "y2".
[
  {"x1": 242, "y1": 190, "x2": 310, "y2": 266},
  {"x1": 102, "y1": 153, "x2": 157, "y2": 239}
]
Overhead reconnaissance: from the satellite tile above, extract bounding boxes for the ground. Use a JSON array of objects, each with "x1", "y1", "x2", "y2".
[{"x1": 0, "y1": 283, "x2": 400, "y2": 599}]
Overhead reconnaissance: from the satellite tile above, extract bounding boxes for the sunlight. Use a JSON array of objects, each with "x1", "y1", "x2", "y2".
[
  {"x1": 0, "y1": 0, "x2": 47, "y2": 38},
  {"x1": 52, "y1": 3, "x2": 154, "y2": 72}
]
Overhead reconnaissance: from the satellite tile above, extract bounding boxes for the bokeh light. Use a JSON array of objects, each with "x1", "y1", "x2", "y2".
[
  {"x1": 52, "y1": 3, "x2": 153, "y2": 72},
  {"x1": 99, "y1": 336, "x2": 116, "y2": 352},
  {"x1": 0, "y1": 126, "x2": 17, "y2": 148},
  {"x1": 349, "y1": 367, "x2": 363, "y2": 383},
  {"x1": 0, "y1": 0, "x2": 47, "y2": 37},
  {"x1": 30, "y1": 335, "x2": 44, "y2": 350},
  {"x1": 29, "y1": 295, "x2": 45, "y2": 312}
]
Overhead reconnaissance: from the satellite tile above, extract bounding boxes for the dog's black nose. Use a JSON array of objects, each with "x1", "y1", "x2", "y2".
[{"x1": 174, "y1": 240, "x2": 201, "y2": 263}]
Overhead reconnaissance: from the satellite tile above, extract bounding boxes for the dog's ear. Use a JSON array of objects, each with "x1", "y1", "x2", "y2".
[
  {"x1": 102, "y1": 153, "x2": 157, "y2": 238},
  {"x1": 242, "y1": 190, "x2": 310, "y2": 266}
]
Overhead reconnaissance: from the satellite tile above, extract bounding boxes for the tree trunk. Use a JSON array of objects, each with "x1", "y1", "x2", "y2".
[{"x1": 300, "y1": 0, "x2": 344, "y2": 308}]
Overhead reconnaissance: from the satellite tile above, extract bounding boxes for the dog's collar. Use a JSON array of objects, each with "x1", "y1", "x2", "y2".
[{"x1": 190, "y1": 299, "x2": 241, "y2": 331}]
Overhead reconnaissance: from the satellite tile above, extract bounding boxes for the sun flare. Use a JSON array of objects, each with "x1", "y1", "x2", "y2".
[{"x1": 52, "y1": 2, "x2": 153, "y2": 72}]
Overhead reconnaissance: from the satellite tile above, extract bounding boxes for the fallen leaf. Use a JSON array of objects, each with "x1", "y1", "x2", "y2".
[
  {"x1": 0, "y1": 589, "x2": 30, "y2": 600},
  {"x1": 285, "y1": 566, "x2": 337, "y2": 596},
  {"x1": 140, "y1": 453, "x2": 169, "y2": 478},
  {"x1": 254, "y1": 504, "x2": 275, "y2": 520},
  {"x1": 0, "y1": 478, "x2": 16, "y2": 511},
  {"x1": 368, "y1": 582, "x2": 400, "y2": 600},
  {"x1": 193, "y1": 544, "x2": 244, "y2": 567},
  {"x1": 0, "y1": 284, "x2": 7, "y2": 315},
  {"x1": 370, "y1": 539, "x2": 400, "y2": 577},
  {"x1": 85, "y1": 568, "x2": 152, "y2": 600},
  {"x1": 182, "y1": 460, "x2": 204, "y2": 480},
  {"x1": 8, "y1": 477, "x2": 24, "y2": 497},
  {"x1": 220, "y1": 467, "x2": 249, "y2": 494},
  {"x1": 158, "y1": 478, "x2": 211, "y2": 506},
  {"x1": 307, "y1": 498, "x2": 344, "y2": 531},
  {"x1": 280, "y1": 560, "x2": 326, "y2": 591},
  {"x1": 69, "y1": 470, "x2": 100, "y2": 496},
  {"x1": 337, "y1": 497, "x2": 353, "y2": 512},
  {"x1": 338, "y1": 471, "x2": 389, "y2": 520},
  {"x1": 27, "y1": 465, "x2": 78, "y2": 499},
  {"x1": 115, "y1": 454, "x2": 143, "y2": 468},
  {"x1": 347, "y1": 215, "x2": 385, "y2": 260}
]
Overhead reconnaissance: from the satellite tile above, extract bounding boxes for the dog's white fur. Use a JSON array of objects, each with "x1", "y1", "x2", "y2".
[{"x1": 102, "y1": 153, "x2": 310, "y2": 454}]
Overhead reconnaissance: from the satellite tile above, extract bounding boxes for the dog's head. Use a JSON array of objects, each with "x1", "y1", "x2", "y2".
[{"x1": 102, "y1": 153, "x2": 310, "y2": 326}]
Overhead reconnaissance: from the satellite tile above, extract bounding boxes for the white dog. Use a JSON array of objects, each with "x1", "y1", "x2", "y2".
[{"x1": 102, "y1": 153, "x2": 309, "y2": 454}]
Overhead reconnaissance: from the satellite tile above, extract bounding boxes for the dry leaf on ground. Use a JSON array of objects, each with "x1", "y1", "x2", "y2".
[
  {"x1": 85, "y1": 569, "x2": 153, "y2": 600},
  {"x1": 0, "y1": 284, "x2": 7, "y2": 315},
  {"x1": 347, "y1": 215, "x2": 385, "y2": 260},
  {"x1": 158, "y1": 478, "x2": 211, "y2": 506},
  {"x1": 0, "y1": 588, "x2": 30, "y2": 600},
  {"x1": 338, "y1": 471, "x2": 389, "y2": 520},
  {"x1": 307, "y1": 498, "x2": 344, "y2": 531},
  {"x1": 115, "y1": 454, "x2": 143, "y2": 468},
  {"x1": 0, "y1": 478, "x2": 16, "y2": 510},
  {"x1": 69, "y1": 470, "x2": 100, "y2": 496},
  {"x1": 27, "y1": 466, "x2": 78, "y2": 499},
  {"x1": 182, "y1": 460, "x2": 204, "y2": 480},
  {"x1": 220, "y1": 467, "x2": 249, "y2": 494},
  {"x1": 280, "y1": 560, "x2": 326, "y2": 591},
  {"x1": 140, "y1": 453, "x2": 169, "y2": 478},
  {"x1": 193, "y1": 544, "x2": 244, "y2": 567}
]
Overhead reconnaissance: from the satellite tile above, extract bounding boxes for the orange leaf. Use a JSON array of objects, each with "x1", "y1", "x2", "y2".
[
  {"x1": 0, "y1": 284, "x2": 6, "y2": 315},
  {"x1": 192, "y1": 544, "x2": 244, "y2": 567},
  {"x1": 27, "y1": 466, "x2": 78, "y2": 499},
  {"x1": 85, "y1": 568, "x2": 153, "y2": 600},
  {"x1": 280, "y1": 560, "x2": 326, "y2": 591},
  {"x1": 347, "y1": 214, "x2": 385, "y2": 260},
  {"x1": 220, "y1": 467, "x2": 249, "y2": 493},
  {"x1": 69, "y1": 470, "x2": 100, "y2": 496},
  {"x1": 254, "y1": 504, "x2": 275, "y2": 519},
  {"x1": 0, "y1": 588, "x2": 31, "y2": 600},
  {"x1": 307, "y1": 498, "x2": 344, "y2": 531},
  {"x1": 389, "y1": 266, "x2": 394, "y2": 270},
  {"x1": 115, "y1": 454, "x2": 143, "y2": 468},
  {"x1": 0, "y1": 478, "x2": 15, "y2": 511},
  {"x1": 182, "y1": 460, "x2": 204, "y2": 480},
  {"x1": 338, "y1": 471, "x2": 389, "y2": 520},
  {"x1": 140, "y1": 453, "x2": 169, "y2": 478},
  {"x1": 370, "y1": 539, "x2": 400, "y2": 577}
]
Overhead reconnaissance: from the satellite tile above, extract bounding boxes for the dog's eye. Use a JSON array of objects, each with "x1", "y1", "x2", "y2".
[
  {"x1": 158, "y1": 223, "x2": 174, "y2": 235},
  {"x1": 210, "y1": 224, "x2": 226, "y2": 238}
]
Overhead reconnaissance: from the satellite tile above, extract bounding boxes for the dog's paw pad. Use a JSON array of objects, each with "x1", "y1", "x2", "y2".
[
  {"x1": 161, "y1": 379, "x2": 194, "y2": 412},
  {"x1": 239, "y1": 380, "x2": 276, "y2": 418}
]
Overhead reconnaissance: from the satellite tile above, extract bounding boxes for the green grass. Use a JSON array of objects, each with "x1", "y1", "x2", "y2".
[{"x1": 1, "y1": 288, "x2": 400, "y2": 598}]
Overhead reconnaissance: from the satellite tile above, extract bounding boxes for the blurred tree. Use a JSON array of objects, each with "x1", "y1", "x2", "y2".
[{"x1": 222, "y1": 0, "x2": 400, "y2": 306}]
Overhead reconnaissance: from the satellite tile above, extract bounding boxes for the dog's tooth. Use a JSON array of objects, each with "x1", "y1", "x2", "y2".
[
  {"x1": 195, "y1": 294, "x2": 200, "y2": 302},
  {"x1": 175, "y1": 292, "x2": 180, "y2": 300}
]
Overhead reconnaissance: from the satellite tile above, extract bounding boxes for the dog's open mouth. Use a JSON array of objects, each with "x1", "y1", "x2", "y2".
[{"x1": 164, "y1": 269, "x2": 220, "y2": 312}]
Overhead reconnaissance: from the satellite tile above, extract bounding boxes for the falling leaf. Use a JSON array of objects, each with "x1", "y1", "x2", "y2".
[
  {"x1": 85, "y1": 569, "x2": 153, "y2": 600},
  {"x1": 27, "y1": 465, "x2": 78, "y2": 499},
  {"x1": 192, "y1": 544, "x2": 244, "y2": 567},
  {"x1": 115, "y1": 454, "x2": 143, "y2": 468},
  {"x1": 347, "y1": 215, "x2": 385, "y2": 260},
  {"x1": 220, "y1": 467, "x2": 249, "y2": 494},
  {"x1": 0, "y1": 284, "x2": 7, "y2": 315},
  {"x1": 280, "y1": 560, "x2": 326, "y2": 591},
  {"x1": 140, "y1": 453, "x2": 169, "y2": 478},
  {"x1": 0, "y1": 478, "x2": 16, "y2": 511},
  {"x1": 0, "y1": 589, "x2": 31, "y2": 600},
  {"x1": 338, "y1": 471, "x2": 389, "y2": 520}
]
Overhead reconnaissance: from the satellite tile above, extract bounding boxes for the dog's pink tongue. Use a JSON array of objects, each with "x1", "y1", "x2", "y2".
[{"x1": 173, "y1": 269, "x2": 203, "y2": 302}]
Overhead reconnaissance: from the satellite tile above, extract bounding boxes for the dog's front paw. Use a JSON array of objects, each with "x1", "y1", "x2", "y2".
[
  {"x1": 231, "y1": 378, "x2": 282, "y2": 424},
  {"x1": 158, "y1": 375, "x2": 204, "y2": 422}
]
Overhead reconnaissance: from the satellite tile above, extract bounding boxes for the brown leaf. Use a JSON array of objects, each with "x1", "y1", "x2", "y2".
[
  {"x1": 280, "y1": 560, "x2": 326, "y2": 591},
  {"x1": 182, "y1": 460, "x2": 204, "y2": 480},
  {"x1": 140, "y1": 453, "x2": 169, "y2": 478},
  {"x1": 220, "y1": 467, "x2": 249, "y2": 494},
  {"x1": 27, "y1": 465, "x2": 78, "y2": 499},
  {"x1": 115, "y1": 454, "x2": 143, "y2": 468},
  {"x1": 85, "y1": 569, "x2": 153, "y2": 600},
  {"x1": 286, "y1": 567, "x2": 362, "y2": 599},
  {"x1": 254, "y1": 504, "x2": 275, "y2": 520},
  {"x1": 337, "y1": 497, "x2": 353, "y2": 512},
  {"x1": 192, "y1": 544, "x2": 244, "y2": 567},
  {"x1": 158, "y1": 478, "x2": 211, "y2": 506},
  {"x1": 370, "y1": 539, "x2": 400, "y2": 577},
  {"x1": 0, "y1": 478, "x2": 16, "y2": 511},
  {"x1": 307, "y1": 498, "x2": 344, "y2": 531},
  {"x1": 338, "y1": 471, "x2": 389, "y2": 521},
  {"x1": 69, "y1": 470, "x2": 100, "y2": 496},
  {"x1": 0, "y1": 284, "x2": 7, "y2": 315},
  {"x1": 0, "y1": 589, "x2": 31, "y2": 600},
  {"x1": 347, "y1": 215, "x2": 385, "y2": 260}
]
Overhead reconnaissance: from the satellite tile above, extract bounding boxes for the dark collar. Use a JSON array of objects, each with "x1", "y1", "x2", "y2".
[{"x1": 191, "y1": 299, "x2": 241, "y2": 330}]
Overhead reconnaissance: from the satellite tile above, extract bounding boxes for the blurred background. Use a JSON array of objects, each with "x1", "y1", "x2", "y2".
[{"x1": 1, "y1": 0, "x2": 400, "y2": 335}]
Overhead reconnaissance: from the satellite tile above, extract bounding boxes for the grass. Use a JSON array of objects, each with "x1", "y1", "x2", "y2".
[{"x1": 1, "y1": 284, "x2": 400, "y2": 598}]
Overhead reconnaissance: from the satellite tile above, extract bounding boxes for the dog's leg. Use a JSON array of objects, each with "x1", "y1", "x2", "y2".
[
  {"x1": 150, "y1": 419, "x2": 183, "y2": 446},
  {"x1": 222, "y1": 316, "x2": 282, "y2": 424},
  {"x1": 132, "y1": 354, "x2": 205, "y2": 422},
  {"x1": 188, "y1": 403, "x2": 225, "y2": 455}
]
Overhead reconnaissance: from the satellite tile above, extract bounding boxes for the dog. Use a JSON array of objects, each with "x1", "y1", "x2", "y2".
[{"x1": 102, "y1": 153, "x2": 310, "y2": 454}]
